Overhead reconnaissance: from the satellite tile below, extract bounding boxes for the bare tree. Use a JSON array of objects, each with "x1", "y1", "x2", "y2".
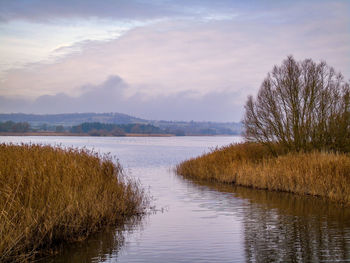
[{"x1": 244, "y1": 56, "x2": 350, "y2": 153}]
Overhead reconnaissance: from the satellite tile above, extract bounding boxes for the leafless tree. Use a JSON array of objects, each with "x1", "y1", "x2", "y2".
[{"x1": 244, "y1": 56, "x2": 350, "y2": 153}]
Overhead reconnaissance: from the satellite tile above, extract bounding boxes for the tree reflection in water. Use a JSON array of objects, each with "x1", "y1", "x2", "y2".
[{"x1": 200, "y1": 181, "x2": 350, "y2": 262}]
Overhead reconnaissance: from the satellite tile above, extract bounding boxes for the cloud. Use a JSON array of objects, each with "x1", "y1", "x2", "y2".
[
  {"x1": 2, "y1": 2, "x2": 349, "y2": 99},
  {"x1": 0, "y1": 75, "x2": 243, "y2": 122},
  {"x1": 0, "y1": 0, "x2": 183, "y2": 22},
  {"x1": 0, "y1": 0, "x2": 277, "y2": 23},
  {"x1": 0, "y1": 0, "x2": 343, "y2": 24},
  {"x1": 0, "y1": 0, "x2": 349, "y2": 122}
]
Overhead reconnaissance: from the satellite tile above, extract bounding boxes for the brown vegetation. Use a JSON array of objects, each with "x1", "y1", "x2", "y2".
[
  {"x1": 0, "y1": 144, "x2": 146, "y2": 262},
  {"x1": 176, "y1": 142, "x2": 350, "y2": 206}
]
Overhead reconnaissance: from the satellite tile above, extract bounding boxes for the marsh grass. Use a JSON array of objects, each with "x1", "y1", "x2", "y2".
[
  {"x1": 0, "y1": 143, "x2": 146, "y2": 262},
  {"x1": 176, "y1": 142, "x2": 350, "y2": 206}
]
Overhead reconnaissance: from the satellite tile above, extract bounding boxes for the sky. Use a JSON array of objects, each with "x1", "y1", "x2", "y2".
[{"x1": 0, "y1": 0, "x2": 349, "y2": 122}]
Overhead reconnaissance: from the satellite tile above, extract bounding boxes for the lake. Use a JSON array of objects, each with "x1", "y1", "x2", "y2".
[{"x1": 1, "y1": 136, "x2": 350, "y2": 262}]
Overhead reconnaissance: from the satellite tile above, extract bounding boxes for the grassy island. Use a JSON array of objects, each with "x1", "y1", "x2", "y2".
[
  {"x1": 0, "y1": 144, "x2": 146, "y2": 262},
  {"x1": 176, "y1": 142, "x2": 350, "y2": 205},
  {"x1": 178, "y1": 56, "x2": 350, "y2": 206}
]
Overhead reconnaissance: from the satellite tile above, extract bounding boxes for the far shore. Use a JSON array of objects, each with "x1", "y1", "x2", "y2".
[
  {"x1": 0, "y1": 132, "x2": 174, "y2": 137},
  {"x1": 0, "y1": 132, "x2": 237, "y2": 137}
]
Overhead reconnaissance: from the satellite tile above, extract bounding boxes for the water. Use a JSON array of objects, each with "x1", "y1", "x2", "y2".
[{"x1": 1, "y1": 136, "x2": 350, "y2": 262}]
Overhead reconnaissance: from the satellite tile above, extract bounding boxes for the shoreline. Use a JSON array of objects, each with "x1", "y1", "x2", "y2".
[
  {"x1": 0, "y1": 132, "x2": 174, "y2": 137},
  {"x1": 176, "y1": 142, "x2": 350, "y2": 206},
  {"x1": 0, "y1": 132, "x2": 238, "y2": 137}
]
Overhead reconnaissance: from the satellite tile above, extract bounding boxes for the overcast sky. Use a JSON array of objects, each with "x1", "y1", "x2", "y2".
[{"x1": 0, "y1": 0, "x2": 349, "y2": 121}]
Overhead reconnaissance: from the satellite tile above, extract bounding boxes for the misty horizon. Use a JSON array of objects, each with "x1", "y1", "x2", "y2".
[{"x1": 0, "y1": 75, "x2": 244, "y2": 122}]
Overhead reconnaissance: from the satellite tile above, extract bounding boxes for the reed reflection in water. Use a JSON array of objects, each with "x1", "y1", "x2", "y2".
[
  {"x1": 40, "y1": 215, "x2": 146, "y2": 263},
  {"x1": 42, "y1": 178, "x2": 350, "y2": 263}
]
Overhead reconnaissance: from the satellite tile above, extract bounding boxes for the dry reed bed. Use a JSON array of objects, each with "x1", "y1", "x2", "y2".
[
  {"x1": 176, "y1": 143, "x2": 350, "y2": 206},
  {"x1": 0, "y1": 143, "x2": 146, "y2": 262}
]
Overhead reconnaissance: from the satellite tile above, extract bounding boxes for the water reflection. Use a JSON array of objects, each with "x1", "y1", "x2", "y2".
[
  {"x1": 187, "y1": 180, "x2": 350, "y2": 262},
  {"x1": 40, "y1": 215, "x2": 145, "y2": 263},
  {"x1": 2, "y1": 136, "x2": 350, "y2": 262}
]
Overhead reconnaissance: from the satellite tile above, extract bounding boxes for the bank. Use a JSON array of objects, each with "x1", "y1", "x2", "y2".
[{"x1": 176, "y1": 142, "x2": 350, "y2": 206}]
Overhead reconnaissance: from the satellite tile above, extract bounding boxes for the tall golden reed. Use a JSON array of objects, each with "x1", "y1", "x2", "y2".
[
  {"x1": 0, "y1": 143, "x2": 146, "y2": 262},
  {"x1": 176, "y1": 143, "x2": 350, "y2": 206}
]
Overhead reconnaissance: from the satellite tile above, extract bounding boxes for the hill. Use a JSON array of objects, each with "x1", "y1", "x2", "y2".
[
  {"x1": 0, "y1": 113, "x2": 145, "y2": 126},
  {"x1": 0, "y1": 113, "x2": 242, "y2": 135}
]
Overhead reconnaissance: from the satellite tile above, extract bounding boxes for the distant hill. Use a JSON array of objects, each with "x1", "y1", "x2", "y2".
[
  {"x1": 0, "y1": 113, "x2": 242, "y2": 135},
  {"x1": 0, "y1": 113, "x2": 146, "y2": 126}
]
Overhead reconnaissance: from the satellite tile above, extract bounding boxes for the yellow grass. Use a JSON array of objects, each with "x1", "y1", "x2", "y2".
[
  {"x1": 176, "y1": 143, "x2": 350, "y2": 206},
  {"x1": 0, "y1": 143, "x2": 146, "y2": 262}
]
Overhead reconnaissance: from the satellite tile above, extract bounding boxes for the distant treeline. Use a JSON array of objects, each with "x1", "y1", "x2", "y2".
[
  {"x1": 0, "y1": 121, "x2": 65, "y2": 133},
  {"x1": 0, "y1": 121, "x2": 169, "y2": 136},
  {"x1": 70, "y1": 122, "x2": 166, "y2": 136},
  {"x1": 0, "y1": 121, "x2": 30, "y2": 133},
  {"x1": 0, "y1": 120, "x2": 241, "y2": 136}
]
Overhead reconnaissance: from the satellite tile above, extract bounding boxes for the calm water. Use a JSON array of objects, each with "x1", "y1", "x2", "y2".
[{"x1": 1, "y1": 136, "x2": 350, "y2": 263}]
